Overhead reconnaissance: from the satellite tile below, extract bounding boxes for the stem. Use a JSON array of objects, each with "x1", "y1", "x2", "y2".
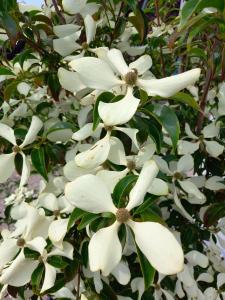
[
  {"x1": 154, "y1": 0, "x2": 166, "y2": 77},
  {"x1": 52, "y1": 0, "x2": 66, "y2": 24},
  {"x1": 221, "y1": 44, "x2": 225, "y2": 81},
  {"x1": 76, "y1": 265, "x2": 81, "y2": 300},
  {"x1": 196, "y1": 65, "x2": 214, "y2": 134}
]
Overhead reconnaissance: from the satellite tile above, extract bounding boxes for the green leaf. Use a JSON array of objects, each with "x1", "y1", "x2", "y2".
[
  {"x1": 168, "y1": 92, "x2": 200, "y2": 111},
  {"x1": 77, "y1": 213, "x2": 100, "y2": 230},
  {"x1": 112, "y1": 174, "x2": 138, "y2": 207},
  {"x1": 204, "y1": 203, "x2": 225, "y2": 227},
  {"x1": 142, "y1": 104, "x2": 180, "y2": 150},
  {"x1": 180, "y1": 0, "x2": 224, "y2": 27},
  {"x1": 31, "y1": 147, "x2": 48, "y2": 181},
  {"x1": 125, "y1": 0, "x2": 137, "y2": 11},
  {"x1": 31, "y1": 264, "x2": 44, "y2": 288},
  {"x1": 24, "y1": 247, "x2": 40, "y2": 260},
  {"x1": 128, "y1": 8, "x2": 147, "y2": 41},
  {"x1": 47, "y1": 256, "x2": 69, "y2": 269},
  {"x1": 0, "y1": 67, "x2": 15, "y2": 76},
  {"x1": 67, "y1": 208, "x2": 86, "y2": 230},
  {"x1": 180, "y1": 0, "x2": 202, "y2": 27},
  {"x1": 4, "y1": 80, "x2": 18, "y2": 100},
  {"x1": 136, "y1": 243, "x2": 155, "y2": 290},
  {"x1": 92, "y1": 92, "x2": 115, "y2": 130}
]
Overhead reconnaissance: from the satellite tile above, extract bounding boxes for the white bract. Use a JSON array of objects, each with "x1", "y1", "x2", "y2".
[
  {"x1": 65, "y1": 160, "x2": 184, "y2": 275},
  {"x1": 0, "y1": 116, "x2": 43, "y2": 186}
]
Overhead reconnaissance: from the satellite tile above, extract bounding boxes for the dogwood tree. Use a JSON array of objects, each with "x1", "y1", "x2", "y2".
[{"x1": 0, "y1": 0, "x2": 224, "y2": 299}]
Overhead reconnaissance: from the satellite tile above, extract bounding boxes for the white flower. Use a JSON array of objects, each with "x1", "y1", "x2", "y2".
[
  {"x1": 70, "y1": 48, "x2": 200, "y2": 125},
  {"x1": 178, "y1": 122, "x2": 224, "y2": 157},
  {"x1": 0, "y1": 116, "x2": 43, "y2": 186},
  {"x1": 65, "y1": 160, "x2": 184, "y2": 275}
]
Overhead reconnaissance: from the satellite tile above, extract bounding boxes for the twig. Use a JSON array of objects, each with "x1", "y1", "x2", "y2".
[
  {"x1": 154, "y1": 0, "x2": 166, "y2": 77},
  {"x1": 52, "y1": 0, "x2": 66, "y2": 24},
  {"x1": 76, "y1": 265, "x2": 81, "y2": 300}
]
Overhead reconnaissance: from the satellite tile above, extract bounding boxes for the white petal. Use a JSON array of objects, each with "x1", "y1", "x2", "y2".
[
  {"x1": 97, "y1": 169, "x2": 128, "y2": 193},
  {"x1": 0, "y1": 251, "x2": 38, "y2": 286},
  {"x1": 107, "y1": 136, "x2": 127, "y2": 165},
  {"x1": 205, "y1": 176, "x2": 225, "y2": 191},
  {"x1": 49, "y1": 242, "x2": 73, "y2": 260},
  {"x1": 129, "y1": 55, "x2": 152, "y2": 75},
  {"x1": 111, "y1": 260, "x2": 131, "y2": 285},
  {"x1": 72, "y1": 123, "x2": 95, "y2": 141},
  {"x1": 185, "y1": 250, "x2": 208, "y2": 268},
  {"x1": 53, "y1": 24, "x2": 80, "y2": 38},
  {"x1": 20, "y1": 116, "x2": 43, "y2": 148},
  {"x1": 0, "y1": 153, "x2": 15, "y2": 183},
  {"x1": 84, "y1": 15, "x2": 96, "y2": 44},
  {"x1": 65, "y1": 174, "x2": 116, "y2": 213},
  {"x1": 115, "y1": 127, "x2": 139, "y2": 149},
  {"x1": 148, "y1": 178, "x2": 169, "y2": 195},
  {"x1": 75, "y1": 134, "x2": 111, "y2": 169},
  {"x1": 204, "y1": 140, "x2": 224, "y2": 157},
  {"x1": 38, "y1": 193, "x2": 58, "y2": 211},
  {"x1": 138, "y1": 68, "x2": 201, "y2": 97},
  {"x1": 197, "y1": 273, "x2": 214, "y2": 283},
  {"x1": 89, "y1": 221, "x2": 122, "y2": 276},
  {"x1": 26, "y1": 237, "x2": 47, "y2": 254},
  {"x1": 217, "y1": 273, "x2": 225, "y2": 289},
  {"x1": 177, "y1": 154, "x2": 194, "y2": 173},
  {"x1": 58, "y1": 67, "x2": 85, "y2": 93},
  {"x1": 63, "y1": 160, "x2": 96, "y2": 181},
  {"x1": 0, "y1": 239, "x2": 18, "y2": 269},
  {"x1": 129, "y1": 221, "x2": 184, "y2": 275},
  {"x1": 179, "y1": 180, "x2": 206, "y2": 204},
  {"x1": 41, "y1": 263, "x2": 56, "y2": 293},
  {"x1": 20, "y1": 153, "x2": 30, "y2": 187},
  {"x1": 99, "y1": 87, "x2": 139, "y2": 126},
  {"x1": 69, "y1": 57, "x2": 121, "y2": 90},
  {"x1": 177, "y1": 140, "x2": 199, "y2": 155},
  {"x1": 53, "y1": 34, "x2": 80, "y2": 56},
  {"x1": 17, "y1": 82, "x2": 31, "y2": 96},
  {"x1": 185, "y1": 123, "x2": 198, "y2": 139},
  {"x1": 131, "y1": 277, "x2": 145, "y2": 300},
  {"x1": 107, "y1": 49, "x2": 129, "y2": 76},
  {"x1": 174, "y1": 190, "x2": 195, "y2": 223},
  {"x1": 48, "y1": 218, "x2": 69, "y2": 249},
  {"x1": 62, "y1": 0, "x2": 86, "y2": 14},
  {"x1": 202, "y1": 122, "x2": 219, "y2": 138},
  {"x1": 80, "y1": 3, "x2": 99, "y2": 17},
  {"x1": 0, "y1": 123, "x2": 16, "y2": 145},
  {"x1": 127, "y1": 160, "x2": 159, "y2": 211},
  {"x1": 153, "y1": 155, "x2": 171, "y2": 175}
]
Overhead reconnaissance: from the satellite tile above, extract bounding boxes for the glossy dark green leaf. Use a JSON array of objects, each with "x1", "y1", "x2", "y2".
[
  {"x1": 136, "y1": 243, "x2": 155, "y2": 290},
  {"x1": 31, "y1": 264, "x2": 44, "y2": 288},
  {"x1": 77, "y1": 213, "x2": 100, "y2": 230},
  {"x1": 24, "y1": 247, "x2": 40, "y2": 260},
  {"x1": 47, "y1": 256, "x2": 69, "y2": 269},
  {"x1": 67, "y1": 208, "x2": 87, "y2": 230},
  {"x1": 31, "y1": 147, "x2": 48, "y2": 181},
  {"x1": 169, "y1": 92, "x2": 200, "y2": 111},
  {"x1": 204, "y1": 203, "x2": 225, "y2": 227},
  {"x1": 142, "y1": 104, "x2": 180, "y2": 150},
  {"x1": 128, "y1": 8, "x2": 147, "y2": 41},
  {"x1": 113, "y1": 174, "x2": 138, "y2": 207},
  {"x1": 0, "y1": 67, "x2": 15, "y2": 75}
]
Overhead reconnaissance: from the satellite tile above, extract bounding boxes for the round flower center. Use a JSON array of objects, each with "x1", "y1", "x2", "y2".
[
  {"x1": 124, "y1": 69, "x2": 138, "y2": 86},
  {"x1": 53, "y1": 209, "x2": 60, "y2": 217},
  {"x1": 82, "y1": 42, "x2": 89, "y2": 50},
  {"x1": 116, "y1": 208, "x2": 130, "y2": 223},
  {"x1": 17, "y1": 238, "x2": 25, "y2": 247},
  {"x1": 127, "y1": 160, "x2": 136, "y2": 171},
  {"x1": 173, "y1": 172, "x2": 183, "y2": 180},
  {"x1": 13, "y1": 145, "x2": 21, "y2": 153},
  {"x1": 104, "y1": 125, "x2": 113, "y2": 132}
]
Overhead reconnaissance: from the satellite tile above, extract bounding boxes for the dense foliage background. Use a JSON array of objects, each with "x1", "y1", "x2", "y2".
[{"x1": 0, "y1": 0, "x2": 225, "y2": 299}]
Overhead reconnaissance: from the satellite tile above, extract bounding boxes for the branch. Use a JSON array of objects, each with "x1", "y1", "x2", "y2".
[{"x1": 52, "y1": 0, "x2": 66, "y2": 24}]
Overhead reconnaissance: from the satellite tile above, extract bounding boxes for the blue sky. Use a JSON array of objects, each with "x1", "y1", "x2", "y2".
[{"x1": 23, "y1": 0, "x2": 43, "y2": 6}]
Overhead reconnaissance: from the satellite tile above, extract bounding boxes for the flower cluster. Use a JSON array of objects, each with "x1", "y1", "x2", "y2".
[{"x1": 0, "y1": 0, "x2": 224, "y2": 299}]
